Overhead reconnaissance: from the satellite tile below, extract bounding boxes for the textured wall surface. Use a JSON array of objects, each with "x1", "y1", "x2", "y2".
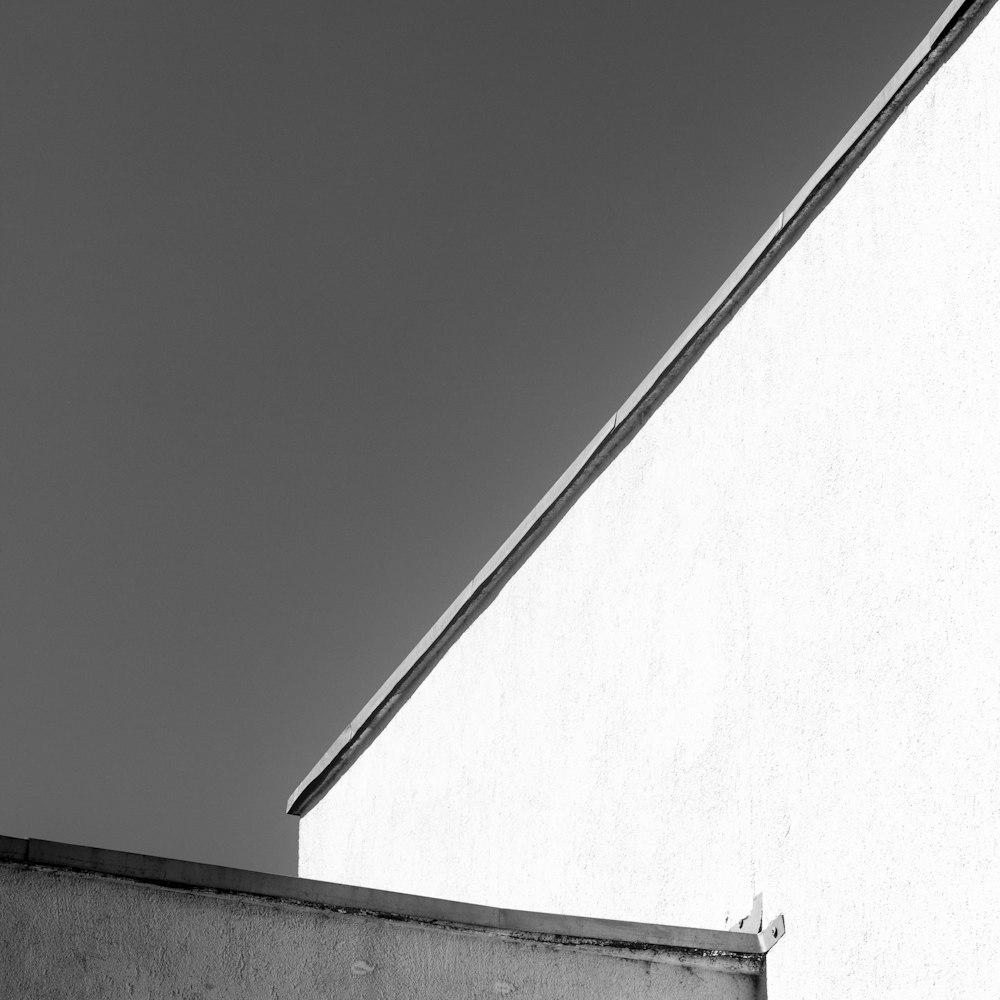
[
  {"x1": 301, "y1": 4, "x2": 1000, "y2": 999},
  {"x1": 0, "y1": 862, "x2": 763, "y2": 1000}
]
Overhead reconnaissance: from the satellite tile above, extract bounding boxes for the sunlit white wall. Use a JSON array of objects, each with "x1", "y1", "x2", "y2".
[{"x1": 301, "y1": 5, "x2": 1000, "y2": 998}]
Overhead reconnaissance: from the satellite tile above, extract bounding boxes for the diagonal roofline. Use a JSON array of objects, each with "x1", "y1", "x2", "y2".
[{"x1": 288, "y1": 0, "x2": 994, "y2": 817}]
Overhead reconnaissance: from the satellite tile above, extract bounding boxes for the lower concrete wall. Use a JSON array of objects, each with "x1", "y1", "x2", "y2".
[{"x1": 0, "y1": 850, "x2": 766, "y2": 1000}]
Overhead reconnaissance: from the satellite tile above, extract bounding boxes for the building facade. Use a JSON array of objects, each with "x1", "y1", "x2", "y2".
[{"x1": 291, "y1": 2, "x2": 1000, "y2": 997}]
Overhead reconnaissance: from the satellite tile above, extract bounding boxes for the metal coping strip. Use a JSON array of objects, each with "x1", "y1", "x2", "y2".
[
  {"x1": 0, "y1": 835, "x2": 780, "y2": 956},
  {"x1": 288, "y1": 0, "x2": 991, "y2": 818}
]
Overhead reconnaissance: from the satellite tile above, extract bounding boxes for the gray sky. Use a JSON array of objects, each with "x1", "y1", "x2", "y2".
[{"x1": 2, "y1": 0, "x2": 945, "y2": 875}]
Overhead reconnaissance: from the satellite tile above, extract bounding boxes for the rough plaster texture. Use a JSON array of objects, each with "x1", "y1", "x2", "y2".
[
  {"x1": 301, "y1": 4, "x2": 1000, "y2": 999},
  {"x1": 0, "y1": 862, "x2": 763, "y2": 999}
]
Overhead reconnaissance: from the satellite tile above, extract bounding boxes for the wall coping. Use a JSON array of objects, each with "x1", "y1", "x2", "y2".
[{"x1": 0, "y1": 835, "x2": 782, "y2": 957}]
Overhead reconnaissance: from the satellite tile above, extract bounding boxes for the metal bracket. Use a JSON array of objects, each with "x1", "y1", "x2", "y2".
[
  {"x1": 759, "y1": 912, "x2": 785, "y2": 952},
  {"x1": 729, "y1": 893, "x2": 763, "y2": 934},
  {"x1": 728, "y1": 894, "x2": 785, "y2": 953}
]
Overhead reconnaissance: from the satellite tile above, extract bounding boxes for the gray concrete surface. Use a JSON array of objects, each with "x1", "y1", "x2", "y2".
[{"x1": 0, "y1": 839, "x2": 769, "y2": 999}]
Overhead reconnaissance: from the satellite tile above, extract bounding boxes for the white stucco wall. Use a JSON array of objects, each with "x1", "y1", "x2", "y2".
[{"x1": 301, "y1": 5, "x2": 1000, "y2": 999}]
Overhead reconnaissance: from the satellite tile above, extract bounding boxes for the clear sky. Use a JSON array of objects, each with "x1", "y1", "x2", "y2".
[{"x1": 1, "y1": 0, "x2": 946, "y2": 876}]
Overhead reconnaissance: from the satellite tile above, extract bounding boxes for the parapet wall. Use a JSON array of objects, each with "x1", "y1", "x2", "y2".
[{"x1": 0, "y1": 837, "x2": 773, "y2": 999}]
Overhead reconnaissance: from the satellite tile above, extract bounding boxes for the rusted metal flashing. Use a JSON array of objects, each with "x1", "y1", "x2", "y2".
[
  {"x1": 288, "y1": 0, "x2": 995, "y2": 818},
  {"x1": 2, "y1": 836, "x2": 783, "y2": 958}
]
